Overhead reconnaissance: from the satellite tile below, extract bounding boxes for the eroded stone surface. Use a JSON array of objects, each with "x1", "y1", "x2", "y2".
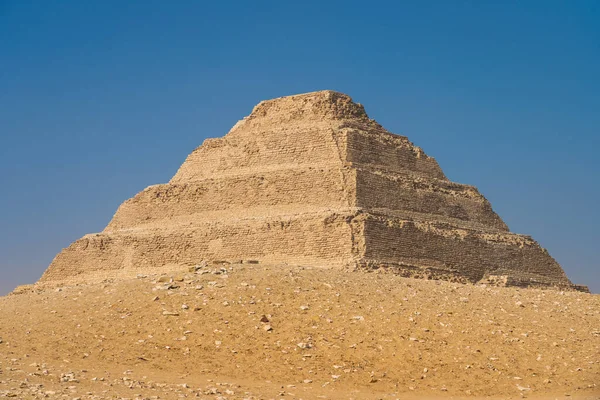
[{"x1": 38, "y1": 90, "x2": 586, "y2": 291}]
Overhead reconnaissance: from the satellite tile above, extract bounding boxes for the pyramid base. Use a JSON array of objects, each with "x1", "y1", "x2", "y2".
[
  {"x1": 39, "y1": 210, "x2": 361, "y2": 285},
  {"x1": 39, "y1": 209, "x2": 586, "y2": 292},
  {"x1": 359, "y1": 212, "x2": 586, "y2": 291}
]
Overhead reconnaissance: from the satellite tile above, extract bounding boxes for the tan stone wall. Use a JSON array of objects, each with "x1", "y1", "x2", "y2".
[
  {"x1": 345, "y1": 128, "x2": 447, "y2": 180},
  {"x1": 360, "y1": 214, "x2": 572, "y2": 288},
  {"x1": 107, "y1": 167, "x2": 355, "y2": 231},
  {"x1": 171, "y1": 123, "x2": 347, "y2": 182},
  {"x1": 355, "y1": 167, "x2": 508, "y2": 231},
  {"x1": 41, "y1": 211, "x2": 359, "y2": 284},
  {"x1": 37, "y1": 90, "x2": 584, "y2": 291}
]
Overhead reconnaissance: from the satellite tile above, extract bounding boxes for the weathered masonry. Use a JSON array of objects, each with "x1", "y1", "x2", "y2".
[{"x1": 40, "y1": 91, "x2": 587, "y2": 291}]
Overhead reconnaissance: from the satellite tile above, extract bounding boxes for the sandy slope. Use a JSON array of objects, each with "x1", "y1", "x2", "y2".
[{"x1": 0, "y1": 264, "x2": 598, "y2": 399}]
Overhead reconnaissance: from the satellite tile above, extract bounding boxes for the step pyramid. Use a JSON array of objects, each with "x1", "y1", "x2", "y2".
[{"x1": 39, "y1": 91, "x2": 586, "y2": 291}]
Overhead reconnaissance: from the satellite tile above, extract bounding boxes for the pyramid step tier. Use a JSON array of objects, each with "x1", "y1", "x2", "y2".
[
  {"x1": 361, "y1": 212, "x2": 573, "y2": 288},
  {"x1": 354, "y1": 166, "x2": 508, "y2": 231},
  {"x1": 107, "y1": 166, "x2": 505, "y2": 232},
  {"x1": 42, "y1": 210, "x2": 579, "y2": 290},
  {"x1": 42, "y1": 211, "x2": 359, "y2": 284},
  {"x1": 171, "y1": 122, "x2": 446, "y2": 183}
]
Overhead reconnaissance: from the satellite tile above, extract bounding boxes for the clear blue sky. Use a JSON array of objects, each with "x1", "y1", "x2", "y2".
[{"x1": 1, "y1": 1, "x2": 598, "y2": 295}]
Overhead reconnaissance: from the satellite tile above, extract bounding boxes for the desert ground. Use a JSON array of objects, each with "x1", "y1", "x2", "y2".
[{"x1": 1, "y1": 263, "x2": 598, "y2": 399}]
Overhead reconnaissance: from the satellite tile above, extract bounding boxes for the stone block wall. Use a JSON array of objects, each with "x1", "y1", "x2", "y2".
[
  {"x1": 171, "y1": 124, "x2": 347, "y2": 182},
  {"x1": 344, "y1": 127, "x2": 447, "y2": 179},
  {"x1": 106, "y1": 167, "x2": 355, "y2": 231},
  {"x1": 38, "y1": 90, "x2": 586, "y2": 291},
  {"x1": 41, "y1": 211, "x2": 360, "y2": 284},
  {"x1": 355, "y1": 167, "x2": 508, "y2": 231},
  {"x1": 359, "y1": 214, "x2": 572, "y2": 288}
]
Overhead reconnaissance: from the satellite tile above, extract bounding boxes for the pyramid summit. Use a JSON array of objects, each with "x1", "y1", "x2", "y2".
[{"x1": 40, "y1": 90, "x2": 587, "y2": 291}]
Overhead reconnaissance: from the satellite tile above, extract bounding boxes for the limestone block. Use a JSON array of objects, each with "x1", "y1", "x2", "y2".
[{"x1": 38, "y1": 90, "x2": 586, "y2": 291}]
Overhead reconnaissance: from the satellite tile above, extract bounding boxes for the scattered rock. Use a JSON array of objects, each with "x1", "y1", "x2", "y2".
[
  {"x1": 162, "y1": 311, "x2": 179, "y2": 316},
  {"x1": 0, "y1": 261, "x2": 597, "y2": 398}
]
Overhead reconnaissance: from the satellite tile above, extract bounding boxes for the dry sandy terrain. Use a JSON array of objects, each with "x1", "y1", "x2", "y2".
[{"x1": 1, "y1": 264, "x2": 598, "y2": 399}]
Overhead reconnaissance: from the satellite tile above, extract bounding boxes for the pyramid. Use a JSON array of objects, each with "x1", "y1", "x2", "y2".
[{"x1": 39, "y1": 91, "x2": 586, "y2": 291}]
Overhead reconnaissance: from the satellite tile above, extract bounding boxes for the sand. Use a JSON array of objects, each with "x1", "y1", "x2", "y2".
[{"x1": 1, "y1": 264, "x2": 598, "y2": 399}]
